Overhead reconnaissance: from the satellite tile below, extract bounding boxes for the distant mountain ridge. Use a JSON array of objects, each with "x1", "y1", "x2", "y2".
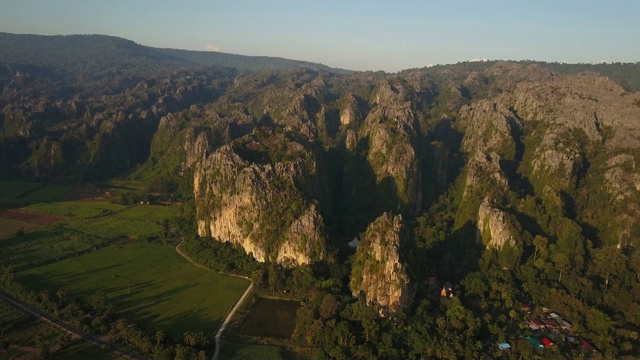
[{"x1": 0, "y1": 32, "x2": 350, "y2": 75}]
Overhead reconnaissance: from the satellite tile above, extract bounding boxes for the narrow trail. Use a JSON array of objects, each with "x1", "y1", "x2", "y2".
[{"x1": 174, "y1": 240, "x2": 254, "y2": 360}]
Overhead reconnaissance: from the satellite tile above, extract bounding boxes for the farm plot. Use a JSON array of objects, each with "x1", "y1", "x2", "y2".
[
  {"x1": 0, "y1": 227, "x2": 109, "y2": 270},
  {"x1": 25, "y1": 201, "x2": 125, "y2": 219},
  {"x1": 237, "y1": 298, "x2": 301, "y2": 339},
  {"x1": 0, "y1": 181, "x2": 68, "y2": 206},
  {"x1": 18, "y1": 242, "x2": 250, "y2": 339}
]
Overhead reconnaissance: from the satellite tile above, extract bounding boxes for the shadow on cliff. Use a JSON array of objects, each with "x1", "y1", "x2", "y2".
[{"x1": 327, "y1": 145, "x2": 404, "y2": 248}]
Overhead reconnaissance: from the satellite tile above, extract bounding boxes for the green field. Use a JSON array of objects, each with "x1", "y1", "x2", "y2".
[
  {"x1": 26, "y1": 202, "x2": 178, "y2": 240},
  {"x1": 52, "y1": 341, "x2": 125, "y2": 360},
  {"x1": 220, "y1": 342, "x2": 325, "y2": 360},
  {"x1": 0, "y1": 202, "x2": 180, "y2": 270},
  {"x1": 0, "y1": 181, "x2": 44, "y2": 200},
  {"x1": 19, "y1": 242, "x2": 249, "y2": 339},
  {"x1": 0, "y1": 181, "x2": 68, "y2": 206},
  {"x1": 0, "y1": 227, "x2": 109, "y2": 270},
  {"x1": 62, "y1": 216, "x2": 164, "y2": 240},
  {"x1": 25, "y1": 201, "x2": 126, "y2": 219},
  {"x1": 220, "y1": 342, "x2": 285, "y2": 360},
  {"x1": 114, "y1": 204, "x2": 178, "y2": 222}
]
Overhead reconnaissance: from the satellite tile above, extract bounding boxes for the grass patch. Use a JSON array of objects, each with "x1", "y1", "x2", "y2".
[
  {"x1": 18, "y1": 242, "x2": 249, "y2": 340},
  {"x1": 237, "y1": 298, "x2": 300, "y2": 339},
  {"x1": 220, "y1": 342, "x2": 325, "y2": 360},
  {"x1": 0, "y1": 182, "x2": 69, "y2": 206},
  {"x1": 53, "y1": 340, "x2": 125, "y2": 360},
  {"x1": 220, "y1": 342, "x2": 285, "y2": 360},
  {"x1": 114, "y1": 204, "x2": 178, "y2": 222},
  {"x1": 0, "y1": 227, "x2": 110, "y2": 270},
  {"x1": 25, "y1": 201, "x2": 126, "y2": 219},
  {"x1": 63, "y1": 216, "x2": 163, "y2": 240},
  {"x1": 0, "y1": 181, "x2": 43, "y2": 200}
]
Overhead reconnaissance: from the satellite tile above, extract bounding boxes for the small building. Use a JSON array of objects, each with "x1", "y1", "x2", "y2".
[
  {"x1": 440, "y1": 282, "x2": 454, "y2": 298},
  {"x1": 348, "y1": 237, "x2": 359, "y2": 249},
  {"x1": 529, "y1": 319, "x2": 545, "y2": 329},
  {"x1": 526, "y1": 336, "x2": 543, "y2": 349},
  {"x1": 498, "y1": 343, "x2": 511, "y2": 352},
  {"x1": 558, "y1": 319, "x2": 573, "y2": 331},
  {"x1": 580, "y1": 339, "x2": 593, "y2": 351},
  {"x1": 549, "y1": 312, "x2": 560, "y2": 319},
  {"x1": 542, "y1": 319, "x2": 560, "y2": 330},
  {"x1": 541, "y1": 338, "x2": 554, "y2": 347}
]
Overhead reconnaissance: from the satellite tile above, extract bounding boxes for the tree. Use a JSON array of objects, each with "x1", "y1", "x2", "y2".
[
  {"x1": 183, "y1": 331, "x2": 197, "y2": 347},
  {"x1": 533, "y1": 235, "x2": 548, "y2": 260},
  {"x1": 56, "y1": 287, "x2": 69, "y2": 306},
  {"x1": 154, "y1": 330, "x2": 165, "y2": 345},
  {"x1": 319, "y1": 294, "x2": 339, "y2": 319},
  {"x1": 592, "y1": 246, "x2": 626, "y2": 286}
]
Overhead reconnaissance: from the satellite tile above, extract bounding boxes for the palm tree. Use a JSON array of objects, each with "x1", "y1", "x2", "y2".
[
  {"x1": 56, "y1": 287, "x2": 68, "y2": 306},
  {"x1": 183, "y1": 331, "x2": 197, "y2": 347}
]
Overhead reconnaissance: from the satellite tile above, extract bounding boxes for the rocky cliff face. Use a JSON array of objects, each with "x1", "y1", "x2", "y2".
[
  {"x1": 477, "y1": 197, "x2": 516, "y2": 249},
  {"x1": 457, "y1": 65, "x2": 640, "y2": 249},
  {"x1": 358, "y1": 80, "x2": 422, "y2": 213},
  {"x1": 193, "y1": 132, "x2": 327, "y2": 266},
  {"x1": 350, "y1": 213, "x2": 414, "y2": 316}
]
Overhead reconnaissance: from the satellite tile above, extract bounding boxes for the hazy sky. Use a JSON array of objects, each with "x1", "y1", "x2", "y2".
[{"x1": 1, "y1": 0, "x2": 639, "y2": 72}]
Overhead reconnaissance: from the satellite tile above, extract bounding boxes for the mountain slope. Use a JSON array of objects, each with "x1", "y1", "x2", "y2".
[{"x1": 0, "y1": 32, "x2": 348, "y2": 76}]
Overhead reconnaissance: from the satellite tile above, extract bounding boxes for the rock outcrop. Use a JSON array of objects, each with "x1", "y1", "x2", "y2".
[
  {"x1": 359, "y1": 80, "x2": 422, "y2": 213},
  {"x1": 194, "y1": 132, "x2": 327, "y2": 266},
  {"x1": 350, "y1": 213, "x2": 414, "y2": 316},
  {"x1": 477, "y1": 197, "x2": 516, "y2": 249}
]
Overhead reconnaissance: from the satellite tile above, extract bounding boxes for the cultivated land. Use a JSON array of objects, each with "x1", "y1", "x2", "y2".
[
  {"x1": 0, "y1": 181, "x2": 68, "y2": 207},
  {"x1": 52, "y1": 341, "x2": 125, "y2": 360},
  {"x1": 18, "y1": 242, "x2": 250, "y2": 339},
  {"x1": 1, "y1": 184, "x2": 252, "y2": 357}
]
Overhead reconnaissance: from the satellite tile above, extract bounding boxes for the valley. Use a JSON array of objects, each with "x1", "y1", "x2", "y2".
[{"x1": 1, "y1": 32, "x2": 640, "y2": 359}]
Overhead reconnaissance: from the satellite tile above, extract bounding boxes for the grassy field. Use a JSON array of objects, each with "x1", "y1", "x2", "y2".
[
  {"x1": 0, "y1": 200, "x2": 180, "y2": 270},
  {"x1": 219, "y1": 342, "x2": 325, "y2": 360},
  {"x1": 0, "y1": 227, "x2": 109, "y2": 270},
  {"x1": 220, "y1": 342, "x2": 285, "y2": 360},
  {"x1": 62, "y1": 216, "x2": 164, "y2": 240},
  {"x1": 114, "y1": 204, "x2": 178, "y2": 222},
  {"x1": 52, "y1": 341, "x2": 125, "y2": 360},
  {"x1": 0, "y1": 181, "x2": 44, "y2": 200},
  {"x1": 25, "y1": 201, "x2": 126, "y2": 219},
  {"x1": 0, "y1": 181, "x2": 68, "y2": 206},
  {"x1": 18, "y1": 242, "x2": 250, "y2": 340}
]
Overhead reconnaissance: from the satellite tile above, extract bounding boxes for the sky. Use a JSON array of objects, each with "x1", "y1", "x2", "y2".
[{"x1": 1, "y1": 0, "x2": 639, "y2": 72}]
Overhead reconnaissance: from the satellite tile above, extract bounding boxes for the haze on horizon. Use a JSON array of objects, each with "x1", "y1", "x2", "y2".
[{"x1": 1, "y1": 0, "x2": 639, "y2": 72}]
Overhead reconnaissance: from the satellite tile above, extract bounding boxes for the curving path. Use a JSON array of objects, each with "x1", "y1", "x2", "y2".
[
  {"x1": 0, "y1": 288, "x2": 146, "y2": 360},
  {"x1": 174, "y1": 240, "x2": 254, "y2": 360}
]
